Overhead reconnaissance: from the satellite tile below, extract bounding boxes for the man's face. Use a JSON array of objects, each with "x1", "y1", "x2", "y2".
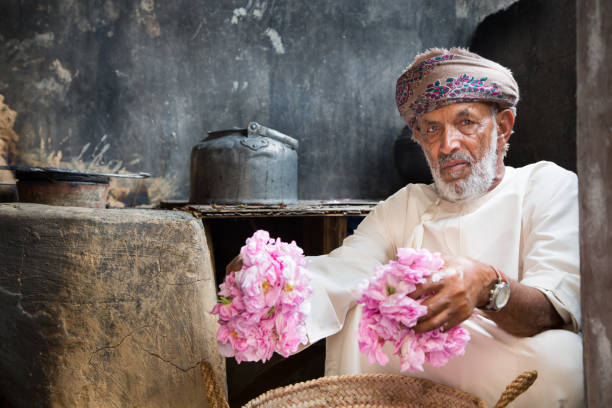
[{"x1": 413, "y1": 102, "x2": 502, "y2": 201}]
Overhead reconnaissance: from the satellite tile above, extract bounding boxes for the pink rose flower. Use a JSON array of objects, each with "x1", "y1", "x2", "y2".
[
  {"x1": 356, "y1": 248, "x2": 470, "y2": 371},
  {"x1": 211, "y1": 230, "x2": 312, "y2": 363},
  {"x1": 399, "y1": 334, "x2": 426, "y2": 372},
  {"x1": 358, "y1": 314, "x2": 389, "y2": 366}
]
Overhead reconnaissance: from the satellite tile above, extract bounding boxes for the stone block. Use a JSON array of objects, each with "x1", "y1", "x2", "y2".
[{"x1": 0, "y1": 203, "x2": 225, "y2": 407}]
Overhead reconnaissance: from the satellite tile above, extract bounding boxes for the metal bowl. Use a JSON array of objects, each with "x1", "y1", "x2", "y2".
[{"x1": 0, "y1": 165, "x2": 150, "y2": 208}]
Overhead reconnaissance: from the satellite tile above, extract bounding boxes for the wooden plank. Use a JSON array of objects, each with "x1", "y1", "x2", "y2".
[
  {"x1": 162, "y1": 200, "x2": 377, "y2": 218},
  {"x1": 195, "y1": 210, "x2": 372, "y2": 218},
  {"x1": 322, "y1": 216, "x2": 348, "y2": 254},
  {"x1": 188, "y1": 203, "x2": 375, "y2": 218},
  {"x1": 577, "y1": 1, "x2": 612, "y2": 406}
]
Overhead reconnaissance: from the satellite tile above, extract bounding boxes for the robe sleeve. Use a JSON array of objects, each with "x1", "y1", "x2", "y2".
[
  {"x1": 304, "y1": 190, "x2": 405, "y2": 343},
  {"x1": 520, "y1": 162, "x2": 580, "y2": 331}
]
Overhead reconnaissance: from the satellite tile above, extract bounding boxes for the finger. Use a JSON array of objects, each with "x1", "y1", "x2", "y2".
[
  {"x1": 443, "y1": 315, "x2": 469, "y2": 332},
  {"x1": 225, "y1": 254, "x2": 243, "y2": 274},
  {"x1": 413, "y1": 309, "x2": 451, "y2": 333},
  {"x1": 416, "y1": 292, "x2": 450, "y2": 325},
  {"x1": 408, "y1": 280, "x2": 444, "y2": 299},
  {"x1": 416, "y1": 303, "x2": 472, "y2": 333}
]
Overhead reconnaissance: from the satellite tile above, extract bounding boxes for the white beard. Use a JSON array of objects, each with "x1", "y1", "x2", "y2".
[{"x1": 426, "y1": 128, "x2": 499, "y2": 202}]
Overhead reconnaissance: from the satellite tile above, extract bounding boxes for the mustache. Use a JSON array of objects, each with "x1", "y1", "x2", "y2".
[{"x1": 437, "y1": 151, "x2": 474, "y2": 168}]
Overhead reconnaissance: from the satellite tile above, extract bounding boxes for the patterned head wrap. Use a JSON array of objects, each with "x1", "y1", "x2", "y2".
[{"x1": 396, "y1": 47, "x2": 519, "y2": 129}]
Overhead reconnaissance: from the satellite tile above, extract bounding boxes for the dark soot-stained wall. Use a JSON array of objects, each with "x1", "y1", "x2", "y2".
[
  {"x1": 0, "y1": 0, "x2": 516, "y2": 204},
  {"x1": 471, "y1": 0, "x2": 576, "y2": 172}
]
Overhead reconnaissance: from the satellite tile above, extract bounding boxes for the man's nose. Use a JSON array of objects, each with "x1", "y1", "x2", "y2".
[{"x1": 439, "y1": 126, "x2": 461, "y2": 155}]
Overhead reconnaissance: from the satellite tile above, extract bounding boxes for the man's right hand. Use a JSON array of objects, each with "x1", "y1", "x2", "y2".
[{"x1": 225, "y1": 254, "x2": 243, "y2": 274}]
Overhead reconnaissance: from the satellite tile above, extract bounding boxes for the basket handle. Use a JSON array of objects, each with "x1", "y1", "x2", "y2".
[
  {"x1": 201, "y1": 360, "x2": 230, "y2": 408},
  {"x1": 493, "y1": 370, "x2": 538, "y2": 408}
]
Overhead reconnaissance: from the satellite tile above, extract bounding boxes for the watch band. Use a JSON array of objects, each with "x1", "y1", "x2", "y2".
[{"x1": 491, "y1": 266, "x2": 508, "y2": 284}]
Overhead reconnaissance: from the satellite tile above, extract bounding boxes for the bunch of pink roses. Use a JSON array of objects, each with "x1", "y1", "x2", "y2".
[
  {"x1": 211, "y1": 230, "x2": 312, "y2": 363},
  {"x1": 356, "y1": 248, "x2": 470, "y2": 372}
]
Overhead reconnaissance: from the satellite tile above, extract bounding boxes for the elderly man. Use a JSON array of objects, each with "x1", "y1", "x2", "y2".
[
  {"x1": 302, "y1": 48, "x2": 582, "y2": 407},
  {"x1": 227, "y1": 48, "x2": 582, "y2": 406}
]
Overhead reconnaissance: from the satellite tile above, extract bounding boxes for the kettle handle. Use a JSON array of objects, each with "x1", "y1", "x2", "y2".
[{"x1": 247, "y1": 122, "x2": 299, "y2": 150}]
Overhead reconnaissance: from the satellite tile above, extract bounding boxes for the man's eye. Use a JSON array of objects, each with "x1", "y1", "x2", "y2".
[
  {"x1": 460, "y1": 119, "x2": 476, "y2": 126},
  {"x1": 426, "y1": 125, "x2": 439, "y2": 133}
]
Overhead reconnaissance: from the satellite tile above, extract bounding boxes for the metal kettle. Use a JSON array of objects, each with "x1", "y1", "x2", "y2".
[{"x1": 190, "y1": 122, "x2": 298, "y2": 204}]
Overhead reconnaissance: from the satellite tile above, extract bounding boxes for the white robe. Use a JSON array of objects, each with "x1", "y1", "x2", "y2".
[{"x1": 305, "y1": 161, "x2": 583, "y2": 407}]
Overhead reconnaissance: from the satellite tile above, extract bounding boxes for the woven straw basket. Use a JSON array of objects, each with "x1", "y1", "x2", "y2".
[{"x1": 201, "y1": 362, "x2": 537, "y2": 408}]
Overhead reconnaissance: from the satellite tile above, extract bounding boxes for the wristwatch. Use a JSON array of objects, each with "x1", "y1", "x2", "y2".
[{"x1": 485, "y1": 266, "x2": 510, "y2": 311}]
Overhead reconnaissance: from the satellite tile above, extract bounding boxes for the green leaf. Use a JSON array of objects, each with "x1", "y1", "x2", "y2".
[{"x1": 219, "y1": 296, "x2": 232, "y2": 305}]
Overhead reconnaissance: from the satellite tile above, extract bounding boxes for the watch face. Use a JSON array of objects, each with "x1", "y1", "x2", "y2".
[{"x1": 495, "y1": 284, "x2": 511, "y2": 309}]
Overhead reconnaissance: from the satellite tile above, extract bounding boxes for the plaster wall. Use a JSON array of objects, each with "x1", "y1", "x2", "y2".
[{"x1": 0, "y1": 0, "x2": 515, "y2": 205}]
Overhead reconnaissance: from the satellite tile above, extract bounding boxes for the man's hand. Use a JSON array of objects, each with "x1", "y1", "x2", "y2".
[
  {"x1": 408, "y1": 254, "x2": 565, "y2": 337},
  {"x1": 226, "y1": 254, "x2": 243, "y2": 274},
  {"x1": 408, "y1": 255, "x2": 497, "y2": 333}
]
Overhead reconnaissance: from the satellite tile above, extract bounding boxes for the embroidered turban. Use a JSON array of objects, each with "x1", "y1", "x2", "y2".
[{"x1": 396, "y1": 47, "x2": 519, "y2": 129}]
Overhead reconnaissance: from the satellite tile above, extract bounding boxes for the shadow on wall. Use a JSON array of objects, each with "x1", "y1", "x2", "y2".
[{"x1": 470, "y1": 0, "x2": 576, "y2": 172}]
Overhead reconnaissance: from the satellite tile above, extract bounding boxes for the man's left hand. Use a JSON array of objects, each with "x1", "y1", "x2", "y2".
[{"x1": 408, "y1": 255, "x2": 497, "y2": 333}]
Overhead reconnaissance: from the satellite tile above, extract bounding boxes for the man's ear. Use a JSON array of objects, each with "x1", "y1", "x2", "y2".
[
  {"x1": 412, "y1": 127, "x2": 422, "y2": 142},
  {"x1": 412, "y1": 121, "x2": 423, "y2": 145},
  {"x1": 496, "y1": 109, "x2": 515, "y2": 144}
]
